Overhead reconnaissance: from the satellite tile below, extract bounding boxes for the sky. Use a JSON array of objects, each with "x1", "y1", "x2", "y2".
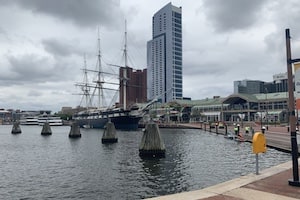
[{"x1": 1, "y1": 0, "x2": 300, "y2": 113}]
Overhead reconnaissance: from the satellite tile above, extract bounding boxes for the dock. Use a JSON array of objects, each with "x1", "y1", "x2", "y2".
[
  {"x1": 146, "y1": 123, "x2": 300, "y2": 200},
  {"x1": 146, "y1": 160, "x2": 300, "y2": 200},
  {"x1": 172, "y1": 122, "x2": 300, "y2": 154}
]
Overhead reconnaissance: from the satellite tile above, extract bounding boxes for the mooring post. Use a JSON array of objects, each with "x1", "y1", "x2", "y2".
[
  {"x1": 139, "y1": 122, "x2": 165, "y2": 158},
  {"x1": 41, "y1": 122, "x2": 52, "y2": 136},
  {"x1": 11, "y1": 121, "x2": 21, "y2": 134},
  {"x1": 69, "y1": 121, "x2": 81, "y2": 138},
  {"x1": 102, "y1": 120, "x2": 118, "y2": 143}
]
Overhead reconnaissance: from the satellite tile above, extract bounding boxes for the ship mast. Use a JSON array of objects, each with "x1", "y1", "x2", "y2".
[
  {"x1": 122, "y1": 20, "x2": 128, "y2": 110},
  {"x1": 83, "y1": 55, "x2": 91, "y2": 109},
  {"x1": 97, "y1": 28, "x2": 104, "y2": 109}
]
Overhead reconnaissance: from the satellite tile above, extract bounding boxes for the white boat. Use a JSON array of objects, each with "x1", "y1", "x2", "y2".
[
  {"x1": 20, "y1": 116, "x2": 39, "y2": 125},
  {"x1": 38, "y1": 116, "x2": 63, "y2": 126}
]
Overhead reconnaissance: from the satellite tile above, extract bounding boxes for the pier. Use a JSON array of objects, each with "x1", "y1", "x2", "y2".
[
  {"x1": 144, "y1": 123, "x2": 300, "y2": 200},
  {"x1": 146, "y1": 160, "x2": 300, "y2": 200},
  {"x1": 173, "y1": 122, "x2": 300, "y2": 154}
]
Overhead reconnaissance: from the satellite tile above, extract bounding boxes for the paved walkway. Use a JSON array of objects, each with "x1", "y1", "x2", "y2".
[
  {"x1": 179, "y1": 123, "x2": 300, "y2": 153},
  {"x1": 146, "y1": 160, "x2": 300, "y2": 200},
  {"x1": 146, "y1": 123, "x2": 300, "y2": 200}
]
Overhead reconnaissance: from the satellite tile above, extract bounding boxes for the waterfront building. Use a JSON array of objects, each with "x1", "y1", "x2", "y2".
[
  {"x1": 272, "y1": 72, "x2": 289, "y2": 93},
  {"x1": 234, "y1": 80, "x2": 263, "y2": 94},
  {"x1": 234, "y1": 72, "x2": 289, "y2": 94},
  {"x1": 149, "y1": 91, "x2": 289, "y2": 125},
  {"x1": 147, "y1": 2, "x2": 183, "y2": 103},
  {"x1": 119, "y1": 67, "x2": 147, "y2": 109}
]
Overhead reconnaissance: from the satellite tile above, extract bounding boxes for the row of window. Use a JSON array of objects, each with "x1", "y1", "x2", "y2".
[
  {"x1": 173, "y1": 27, "x2": 181, "y2": 33},
  {"x1": 173, "y1": 47, "x2": 182, "y2": 51},
  {"x1": 174, "y1": 61, "x2": 182, "y2": 65},
  {"x1": 175, "y1": 79, "x2": 182, "y2": 84},
  {"x1": 173, "y1": 18, "x2": 181, "y2": 24},
  {"x1": 174, "y1": 51, "x2": 181, "y2": 56},
  {"x1": 173, "y1": 32, "x2": 182, "y2": 38},
  {"x1": 173, "y1": 12, "x2": 181, "y2": 19},
  {"x1": 174, "y1": 37, "x2": 182, "y2": 43}
]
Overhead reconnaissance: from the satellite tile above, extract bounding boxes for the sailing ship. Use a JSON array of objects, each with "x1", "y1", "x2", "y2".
[{"x1": 73, "y1": 26, "x2": 152, "y2": 130}]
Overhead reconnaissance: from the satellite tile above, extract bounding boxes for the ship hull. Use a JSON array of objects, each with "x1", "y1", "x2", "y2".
[
  {"x1": 110, "y1": 115, "x2": 142, "y2": 130},
  {"x1": 74, "y1": 114, "x2": 142, "y2": 130},
  {"x1": 76, "y1": 118, "x2": 108, "y2": 129}
]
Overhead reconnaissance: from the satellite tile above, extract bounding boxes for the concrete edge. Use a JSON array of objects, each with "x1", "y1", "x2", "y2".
[{"x1": 145, "y1": 160, "x2": 295, "y2": 200}]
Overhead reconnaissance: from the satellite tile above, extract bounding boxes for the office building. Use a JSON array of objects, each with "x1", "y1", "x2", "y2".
[
  {"x1": 234, "y1": 73, "x2": 289, "y2": 94},
  {"x1": 147, "y1": 2, "x2": 182, "y2": 103},
  {"x1": 119, "y1": 67, "x2": 147, "y2": 108}
]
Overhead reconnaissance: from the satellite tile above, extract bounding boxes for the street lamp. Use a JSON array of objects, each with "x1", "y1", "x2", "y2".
[
  {"x1": 285, "y1": 28, "x2": 300, "y2": 187},
  {"x1": 265, "y1": 88, "x2": 268, "y2": 130}
]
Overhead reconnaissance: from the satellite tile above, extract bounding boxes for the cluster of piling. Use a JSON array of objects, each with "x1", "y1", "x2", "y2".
[{"x1": 9, "y1": 119, "x2": 167, "y2": 158}]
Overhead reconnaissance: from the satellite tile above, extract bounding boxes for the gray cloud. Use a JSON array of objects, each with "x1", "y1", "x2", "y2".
[
  {"x1": 7, "y1": 54, "x2": 53, "y2": 82},
  {"x1": 0, "y1": 0, "x2": 123, "y2": 29},
  {"x1": 42, "y1": 38, "x2": 83, "y2": 57},
  {"x1": 0, "y1": 0, "x2": 299, "y2": 112},
  {"x1": 0, "y1": 53, "x2": 78, "y2": 85},
  {"x1": 28, "y1": 89, "x2": 43, "y2": 97},
  {"x1": 203, "y1": 0, "x2": 270, "y2": 32}
]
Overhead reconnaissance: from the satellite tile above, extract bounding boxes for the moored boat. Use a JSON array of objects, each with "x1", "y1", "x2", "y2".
[
  {"x1": 38, "y1": 116, "x2": 63, "y2": 126},
  {"x1": 73, "y1": 26, "x2": 150, "y2": 130},
  {"x1": 20, "y1": 116, "x2": 39, "y2": 125}
]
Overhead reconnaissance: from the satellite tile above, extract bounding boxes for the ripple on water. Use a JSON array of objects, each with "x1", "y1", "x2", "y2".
[{"x1": 0, "y1": 125, "x2": 291, "y2": 199}]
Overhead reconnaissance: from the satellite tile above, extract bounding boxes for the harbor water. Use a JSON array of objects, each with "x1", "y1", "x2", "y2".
[{"x1": 0, "y1": 125, "x2": 291, "y2": 199}]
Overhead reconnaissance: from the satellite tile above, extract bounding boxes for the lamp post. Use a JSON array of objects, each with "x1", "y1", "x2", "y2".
[
  {"x1": 285, "y1": 28, "x2": 300, "y2": 187},
  {"x1": 265, "y1": 88, "x2": 268, "y2": 130}
]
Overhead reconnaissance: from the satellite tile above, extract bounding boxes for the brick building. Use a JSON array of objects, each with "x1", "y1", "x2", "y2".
[{"x1": 119, "y1": 67, "x2": 147, "y2": 109}]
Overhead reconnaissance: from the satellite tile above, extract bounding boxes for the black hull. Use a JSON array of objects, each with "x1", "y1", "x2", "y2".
[
  {"x1": 74, "y1": 115, "x2": 142, "y2": 130},
  {"x1": 110, "y1": 115, "x2": 142, "y2": 130}
]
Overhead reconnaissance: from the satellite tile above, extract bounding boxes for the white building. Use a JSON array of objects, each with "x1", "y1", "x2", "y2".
[{"x1": 147, "y1": 2, "x2": 182, "y2": 103}]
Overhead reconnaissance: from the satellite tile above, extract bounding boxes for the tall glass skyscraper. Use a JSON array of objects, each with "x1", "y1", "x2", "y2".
[{"x1": 147, "y1": 3, "x2": 182, "y2": 103}]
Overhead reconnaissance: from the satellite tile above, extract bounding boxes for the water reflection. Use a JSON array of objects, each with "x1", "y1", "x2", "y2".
[{"x1": 0, "y1": 125, "x2": 291, "y2": 199}]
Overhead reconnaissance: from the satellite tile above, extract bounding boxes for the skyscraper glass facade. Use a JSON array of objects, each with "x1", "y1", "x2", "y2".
[{"x1": 147, "y1": 3, "x2": 182, "y2": 103}]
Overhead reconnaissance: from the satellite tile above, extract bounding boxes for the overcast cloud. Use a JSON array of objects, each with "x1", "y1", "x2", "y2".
[{"x1": 1, "y1": 0, "x2": 300, "y2": 112}]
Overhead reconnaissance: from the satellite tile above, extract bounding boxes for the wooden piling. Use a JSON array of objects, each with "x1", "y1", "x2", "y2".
[
  {"x1": 41, "y1": 122, "x2": 52, "y2": 136},
  {"x1": 102, "y1": 120, "x2": 118, "y2": 143},
  {"x1": 11, "y1": 121, "x2": 21, "y2": 134},
  {"x1": 69, "y1": 121, "x2": 81, "y2": 138},
  {"x1": 139, "y1": 122, "x2": 165, "y2": 158}
]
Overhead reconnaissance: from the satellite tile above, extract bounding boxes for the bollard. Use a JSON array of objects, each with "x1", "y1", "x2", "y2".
[
  {"x1": 102, "y1": 120, "x2": 118, "y2": 143},
  {"x1": 139, "y1": 122, "x2": 165, "y2": 158},
  {"x1": 41, "y1": 122, "x2": 52, "y2": 136},
  {"x1": 11, "y1": 121, "x2": 22, "y2": 134},
  {"x1": 69, "y1": 121, "x2": 81, "y2": 138}
]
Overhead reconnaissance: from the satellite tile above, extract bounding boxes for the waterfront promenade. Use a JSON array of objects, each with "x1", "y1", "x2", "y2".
[
  {"x1": 146, "y1": 160, "x2": 300, "y2": 200},
  {"x1": 176, "y1": 122, "x2": 300, "y2": 154},
  {"x1": 147, "y1": 123, "x2": 300, "y2": 200}
]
